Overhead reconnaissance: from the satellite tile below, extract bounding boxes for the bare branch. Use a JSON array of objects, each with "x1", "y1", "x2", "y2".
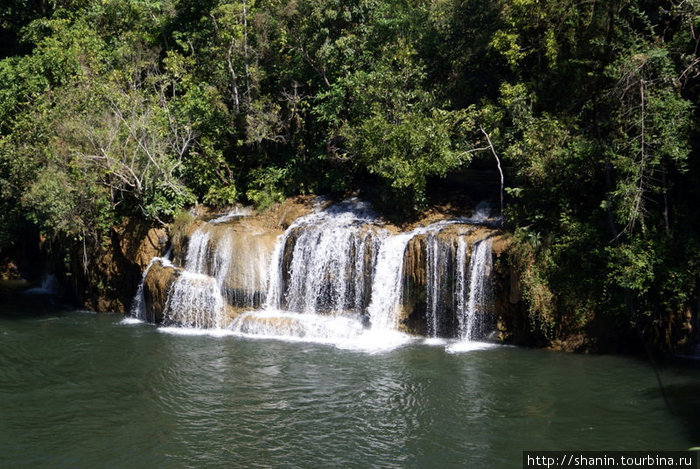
[{"x1": 480, "y1": 127, "x2": 505, "y2": 224}]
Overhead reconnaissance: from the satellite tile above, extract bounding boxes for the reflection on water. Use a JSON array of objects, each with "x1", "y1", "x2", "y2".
[{"x1": 0, "y1": 309, "x2": 697, "y2": 469}]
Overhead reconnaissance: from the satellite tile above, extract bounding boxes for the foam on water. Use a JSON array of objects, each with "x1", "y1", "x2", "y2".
[
  {"x1": 445, "y1": 340, "x2": 500, "y2": 353},
  {"x1": 229, "y1": 309, "x2": 413, "y2": 353},
  {"x1": 423, "y1": 337, "x2": 449, "y2": 346},
  {"x1": 158, "y1": 326, "x2": 235, "y2": 338},
  {"x1": 120, "y1": 317, "x2": 145, "y2": 325}
]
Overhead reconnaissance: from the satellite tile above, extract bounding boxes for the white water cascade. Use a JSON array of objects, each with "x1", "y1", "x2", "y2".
[
  {"x1": 130, "y1": 248, "x2": 174, "y2": 322},
  {"x1": 135, "y1": 199, "x2": 501, "y2": 349},
  {"x1": 162, "y1": 271, "x2": 227, "y2": 328},
  {"x1": 184, "y1": 213, "x2": 273, "y2": 306},
  {"x1": 232, "y1": 199, "x2": 392, "y2": 347},
  {"x1": 365, "y1": 232, "x2": 415, "y2": 331},
  {"x1": 463, "y1": 239, "x2": 493, "y2": 340},
  {"x1": 265, "y1": 199, "x2": 386, "y2": 314}
]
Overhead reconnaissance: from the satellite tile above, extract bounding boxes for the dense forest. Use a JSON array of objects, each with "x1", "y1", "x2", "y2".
[{"x1": 1, "y1": 0, "x2": 699, "y2": 350}]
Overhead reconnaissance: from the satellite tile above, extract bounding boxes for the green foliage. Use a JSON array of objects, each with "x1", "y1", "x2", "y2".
[
  {"x1": 245, "y1": 167, "x2": 286, "y2": 211},
  {"x1": 510, "y1": 230, "x2": 557, "y2": 339},
  {"x1": 204, "y1": 183, "x2": 238, "y2": 208},
  {"x1": 345, "y1": 108, "x2": 470, "y2": 209},
  {"x1": 22, "y1": 166, "x2": 80, "y2": 236}
]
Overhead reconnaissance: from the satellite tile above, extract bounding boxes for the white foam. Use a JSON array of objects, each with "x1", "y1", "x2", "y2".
[
  {"x1": 445, "y1": 340, "x2": 500, "y2": 353},
  {"x1": 157, "y1": 326, "x2": 235, "y2": 338},
  {"x1": 423, "y1": 337, "x2": 449, "y2": 346},
  {"x1": 229, "y1": 309, "x2": 413, "y2": 353},
  {"x1": 120, "y1": 317, "x2": 145, "y2": 325}
]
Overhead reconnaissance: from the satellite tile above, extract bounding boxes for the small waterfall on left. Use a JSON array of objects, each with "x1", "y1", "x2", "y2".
[
  {"x1": 130, "y1": 208, "x2": 279, "y2": 329},
  {"x1": 162, "y1": 271, "x2": 226, "y2": 328}
]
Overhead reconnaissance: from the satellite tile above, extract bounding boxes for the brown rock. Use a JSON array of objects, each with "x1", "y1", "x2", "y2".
[{"x1": 143, "y1": 260, "x2": 182, "y2": 323}]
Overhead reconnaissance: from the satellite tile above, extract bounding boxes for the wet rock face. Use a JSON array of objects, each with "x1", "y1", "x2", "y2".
[
  {"x1": 209, "y1": 222, "x2": 280, "y2": 309},
  {"x1": 489, "y1": 240, "x2": 528, "y2": 345},
  {"x1": 143, "y1": 260, "x2": 181, "y2": 323},
  {"x1": 62, "y1": 218, "x2": 169, "y2": 313}
]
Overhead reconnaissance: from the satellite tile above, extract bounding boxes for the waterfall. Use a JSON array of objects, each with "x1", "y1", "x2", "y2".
[
  {"x1": 136, "y1": 199, "x2": 500, "y2": 349},
  {"x1": 454, "y1": 237, "x2": 469, "y2": 338},
  {"x1": 23, "y1": 273, "x2": 60, "y2": 296},
  {"x1": 130, "y1": 257, "x2": 158, "y2": 321},
  {"x1": 162, "y1": 272, "x2": 226, "y2": 329},
  {"x1": 463, "y1": 239, "x2": 493, "y2": 341},
  {"x1": 130, "y1": 248, "x2": 173, "y2": 321},
  {"x1": 185, "y1": 228, "x2": 211, "y2": 273},
  {"x1": 366, "y1": 232, "x2": 414, "y2": 330},
  {"x1": 425, "y1": 233, "x2": 460, "y2": 337},
  {"x1": 265, "y1": 199, "x2": 386, "y2": 315},
  {"x1": 264, "y1": 233, "x2": 286, "y2": 310},
  {"x1": 168, "y1": 223, "x2": 274, "y2": 316},
  {"x1": 425, "y1": 235, "x2": 440, "y2": 336}
]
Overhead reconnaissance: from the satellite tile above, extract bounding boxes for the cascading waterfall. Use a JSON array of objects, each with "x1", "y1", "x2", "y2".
[
  {"x1": 160, "y1": 226, "x2": 228, "y2": 329},
  {"x1": 135, "y1": 199, "x2": 500, "y2": 348},
  {"x1": 425, "y1": 233, "x2": 462, "y2": 337},
  {"x1": 233, "y1": 199, "x2": 387, "y2": 342},
  {"x1": 265, "y1": 199, "x2": 385, "y2": 315},
  {"x1": 463, "y1": 239, "x2": 493, "y2": 341},
  {"x1": 165, "y1": 222, "x2": 273, "y2": 326},
  {"x1": 426, "y1": 234, "x2": 440, "y2": 336},
  {"x1": 130, "y1": 257, "x2": 158, "y2": 321},
  {"x1": 185, "y1": 229, "x2": 211, "y2": 273},
  {"x1": 130, "y1": 248, "x2": 173, "y2": 322},
  {"x1": 162, "y1": 272, "x2": 226, "y2": 328},
  {"x1": 365, "y1": 232, "x2": 415, "y2": 330},
  {"x1": 454, "y1": 237, "x2": 469, "y2": 338}
]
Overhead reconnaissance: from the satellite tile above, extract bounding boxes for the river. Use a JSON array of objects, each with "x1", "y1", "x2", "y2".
[{"x1": 0, "y1": 298, "x2": 697, "y2": 468}]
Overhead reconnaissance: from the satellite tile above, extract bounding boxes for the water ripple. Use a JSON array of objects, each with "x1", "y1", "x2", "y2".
[{"x1": 0, "y1": 312, "x2": 694, "y2": 469}]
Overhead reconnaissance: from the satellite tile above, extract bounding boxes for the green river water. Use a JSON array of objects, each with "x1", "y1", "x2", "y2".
[{"x1": 0, "y1": 296, "x2": 698, "y2": 468}]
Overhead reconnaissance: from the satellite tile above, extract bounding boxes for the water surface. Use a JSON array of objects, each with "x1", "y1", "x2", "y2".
[{"x1": 0, "y1": 305, "x2": 697, "y2": 468}]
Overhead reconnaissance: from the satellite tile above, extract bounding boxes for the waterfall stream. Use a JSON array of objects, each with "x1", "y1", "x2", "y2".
[
  {"x1": 464, "y1": 239, "x2": 493, "y2": 340},
  {"x1": 365, "y1": 231, "x2": 414, "y2": 331},
  {"x1": 133, "y1": 199, "x2": 500, "y2": 350}
]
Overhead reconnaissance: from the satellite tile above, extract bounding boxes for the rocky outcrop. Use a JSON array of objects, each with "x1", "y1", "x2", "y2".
[
  {"x1": 142, "y1": 260, "x2": 182, "y2": 323},
  {"x1": 59, "y1": 218, "x2": 168, "y2": 312}
]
